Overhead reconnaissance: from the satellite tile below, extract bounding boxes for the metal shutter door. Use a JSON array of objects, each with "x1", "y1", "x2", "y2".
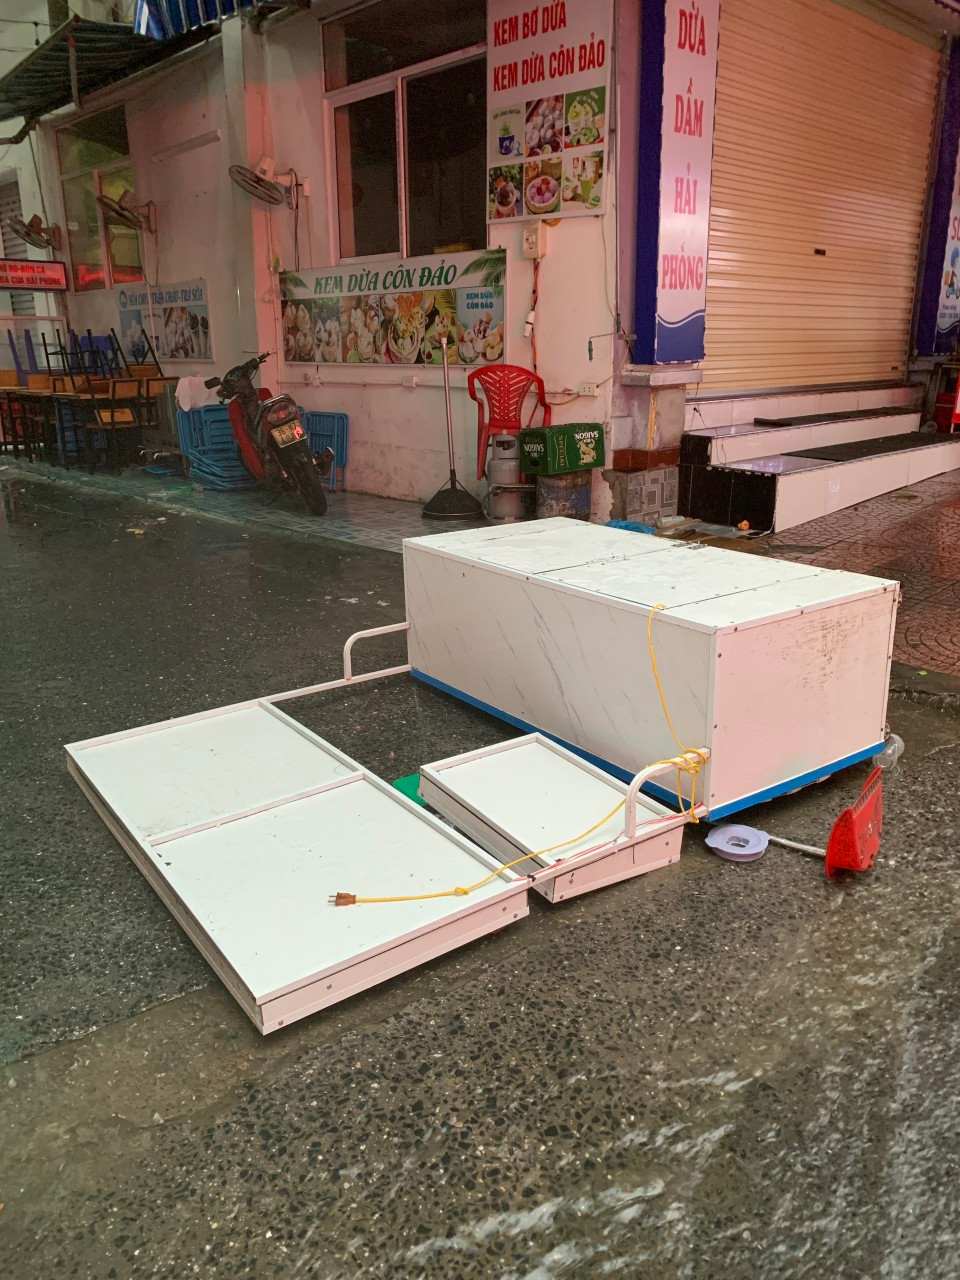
[
  {"x1": 0, "y1": 181, "x2": 36, "y2": 318},
  {"x1": 702, "y1": 0, "x2": 940, "y2": 392}
]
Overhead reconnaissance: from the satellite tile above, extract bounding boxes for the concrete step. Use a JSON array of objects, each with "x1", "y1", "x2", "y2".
[
  {"x1": 679, "y1": 432, "x2": 960, "y2": 533},
  {"x1": 682, "y1": 408, "x2": 920, "y2": 466},
  {"x1": 684, "y1": 382, "x2": 922, "y2": 434}
]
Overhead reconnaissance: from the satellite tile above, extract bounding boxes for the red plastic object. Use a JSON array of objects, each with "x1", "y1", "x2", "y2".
[
  {"x1": 824, "y1": 767, "x2": 884, "y2": 878},
  {"x1": 467, "y1": 364, "x2": 551, "y2": 480},
  {"x1": 228, "y1": 387, "x2": 272, "y2": 483}
]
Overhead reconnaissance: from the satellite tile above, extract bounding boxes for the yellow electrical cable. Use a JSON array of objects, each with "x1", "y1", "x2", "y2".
[
  {"x1": 332, "y1": 602, "x2": 708, "y2": 907},
  {"x1": 332, "y1": 796, "x2": 629, "y2": 907}
]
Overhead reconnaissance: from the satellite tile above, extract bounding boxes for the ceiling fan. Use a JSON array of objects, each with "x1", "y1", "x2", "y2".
[
  {"x1": 7, "y1": 214, "x2": 61, "y2": 252},
  {"x1": 95, "y1": 189, "x2": 156, "y2": 234},
  {"x1": 228, "y1": 156, "x2": 296, "y2": 207}
]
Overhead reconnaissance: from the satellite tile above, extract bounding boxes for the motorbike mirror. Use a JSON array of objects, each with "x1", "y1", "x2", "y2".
[{"x1": 203, "y1": 376, "x2": 221, "y2": 389}]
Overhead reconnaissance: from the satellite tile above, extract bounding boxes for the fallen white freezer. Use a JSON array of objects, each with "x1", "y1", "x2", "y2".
[{"x1": 404, "y1": 518, "x2": 899, "y2": 819}]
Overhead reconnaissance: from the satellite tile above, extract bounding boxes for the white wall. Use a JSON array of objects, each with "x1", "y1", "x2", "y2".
[
  {"x1": 60, "y1": 42, "x2": 241, "y2": 378},
  {"x1": 260, "y1": 9, "x2": 624, "y2": 506}
]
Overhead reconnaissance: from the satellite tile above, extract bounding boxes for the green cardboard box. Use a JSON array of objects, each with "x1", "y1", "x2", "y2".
[{"x1": 519, "y1": 424, "x2": 605, "y2": 475}]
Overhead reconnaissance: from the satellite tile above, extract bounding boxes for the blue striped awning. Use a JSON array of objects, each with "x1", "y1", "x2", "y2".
[{"x1": 133, "y1": 1, "x2": 255, "y2": 40}]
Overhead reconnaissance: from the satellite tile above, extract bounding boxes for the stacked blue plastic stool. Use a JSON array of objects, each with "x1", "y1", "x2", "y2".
[{"x1": 175, "y1": 405, "x2": 257, "y2": 492}]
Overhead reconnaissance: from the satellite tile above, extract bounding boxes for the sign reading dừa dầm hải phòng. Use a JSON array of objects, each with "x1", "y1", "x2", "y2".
[
  {"x1": 633, "y1": 0, "x2": 719, "y2": 366},
  {"x1": 280, "y1": 250, "x2": 506, "y2": 367},
  {"x1": 487, "y1": 0, "x2": 613, "y2": 223}
]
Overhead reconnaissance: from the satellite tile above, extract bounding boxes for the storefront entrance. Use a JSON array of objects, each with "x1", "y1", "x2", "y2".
[{"x1": 701, "y1": 0, "x2": 941, "y2": 392}]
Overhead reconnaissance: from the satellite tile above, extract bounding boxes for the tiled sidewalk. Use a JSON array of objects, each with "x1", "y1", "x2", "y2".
[
  {"x1": 765, "y1": 472, "x2": 960, "y2": 675},
  {"x1": 0, "y1": 460, "x2": 482, "y2": 553}
]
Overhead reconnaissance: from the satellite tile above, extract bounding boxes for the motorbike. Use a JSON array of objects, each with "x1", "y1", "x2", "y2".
[{"x1": 204, "y1": 353, "x2": 331, "y2": 516}]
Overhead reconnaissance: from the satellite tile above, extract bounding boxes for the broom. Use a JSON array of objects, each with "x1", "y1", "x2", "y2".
[{"x1": 422, "y1": 335, "x2": 484, "y2": 520}]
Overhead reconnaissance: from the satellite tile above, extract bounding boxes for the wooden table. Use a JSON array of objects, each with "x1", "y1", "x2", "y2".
[{"x1": 55, "y1": 389, "x2": 144, "y2": 472}]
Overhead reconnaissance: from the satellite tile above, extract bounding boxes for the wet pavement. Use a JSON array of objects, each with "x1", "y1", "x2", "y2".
[{"x1": 2, "y1": 473, "x2": 960, "y2": 1279}]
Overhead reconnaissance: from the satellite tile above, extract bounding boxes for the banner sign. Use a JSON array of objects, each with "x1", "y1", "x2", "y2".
[
  {"x1": 655, "y1": 0, "x2": 720, "y2": 361},
  {"x1": 936, "y1": 147, "x2": 960, "y2": 351},
  {"x1": 0, "y1": 258, "x2": 68, "y2": 292},
  {"x1": 280, "y1": 250, "x2": 506, "y2": 367},
  {"x1": 633, "y1": 0, "x2": 719, "y2": 365},
  {"x1": 118, "y1": 278, "x2": 212, "y2": 362},
  {"x1": 486, "y1": 0, "x2": 613, "y2": 223}
]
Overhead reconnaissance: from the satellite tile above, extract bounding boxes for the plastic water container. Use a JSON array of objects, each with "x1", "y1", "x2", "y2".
[{"x1": 536, "y1": 470, "x2": 591, "y2": 521}]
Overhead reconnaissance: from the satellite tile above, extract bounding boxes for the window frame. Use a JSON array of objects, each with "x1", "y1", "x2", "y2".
[
  {"x1": 323, "y1": 41, "x2": 487, "y2": 263},
  {"x1": 57, "y1": 110, "x2": 144, "y2": 293}
]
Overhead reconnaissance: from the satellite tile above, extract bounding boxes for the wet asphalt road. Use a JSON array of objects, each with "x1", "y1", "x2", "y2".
[{"x1": 2, "y1": 474, "x2": 960, "y2": 1279}]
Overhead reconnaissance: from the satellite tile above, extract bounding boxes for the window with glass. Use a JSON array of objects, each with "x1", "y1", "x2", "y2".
[
  {"x1": 324, "y1": 0, "x2": 486, "y2": 260},
  {"x1": 58, "y1": 106, "x2": 144, "y2": 292}
]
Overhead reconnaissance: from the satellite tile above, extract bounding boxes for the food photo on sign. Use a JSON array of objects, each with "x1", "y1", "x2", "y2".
[
  {"x1": 524, "y1": 158, "x2": 562, "y2": 215},
  {"x1": 565, "y1": 86, "x2": 605, "y2": 147},
  {"x1": 562, "y1": 150, "x2": 604, "y2": 210},
  {"x1": 493, "y1": 105, "x2": 523, "y2": 157},
  {"x1": 524, "y1": 95, "x2": 564, "y2": 155},
  {"x1": 489, "y1": 165, "x2": 523, "y2": 219}
]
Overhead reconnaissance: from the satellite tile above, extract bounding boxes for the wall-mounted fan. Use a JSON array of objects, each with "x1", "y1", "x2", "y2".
[
  {"x1": 8, "y1": 214, "x2": 61, "y2": 251},
  {"x1": 228, "y1": 156, "x2": 295, "y2": 207},
  {"x1": 95, "y1": 190, "x2": 156, "y2": 233}
]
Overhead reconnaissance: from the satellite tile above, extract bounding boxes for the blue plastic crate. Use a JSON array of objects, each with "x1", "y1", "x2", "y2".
[{"x1": 303, "y1": 411, "x2": 349, "y2": 491}]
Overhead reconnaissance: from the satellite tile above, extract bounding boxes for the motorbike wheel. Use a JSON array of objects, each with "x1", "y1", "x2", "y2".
[{"x1": 289, "y1": 452, "x2": 328, "y2": 515}]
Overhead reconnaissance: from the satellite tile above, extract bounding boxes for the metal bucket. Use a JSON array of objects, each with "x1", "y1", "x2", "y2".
[{"x1": 536, "y1": 470, "x2": 592, "y2": 521}]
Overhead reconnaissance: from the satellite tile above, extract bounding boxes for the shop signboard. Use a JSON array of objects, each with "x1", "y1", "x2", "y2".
[
  {"x1": 936, "y1": 146, "x2": 960, "y2": 352},
  {"x1": 280, "y1": 250, "x2": 506, "y2": 367},
  {"x1": 118, "y1": 278, "x2": 212, "y2": 362},
  {"x1": 486, "y1": 0, "x2": 613, "y2": 224},
  {"x1": 653, "y1": 0, "x2": 720, "y2": 362},
  {"x1": 0, "y1": 258, "x2": 68, "y2": 291}
]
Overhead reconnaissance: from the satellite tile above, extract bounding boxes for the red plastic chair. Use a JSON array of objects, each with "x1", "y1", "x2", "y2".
[{"x1": 467, "y1": 364, "x2": 551, "y2": 480}]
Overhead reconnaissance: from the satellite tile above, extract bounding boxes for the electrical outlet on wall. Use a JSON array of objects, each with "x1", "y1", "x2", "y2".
[
  {"x1": 579, "y1": 381, "x2": 599, "y2": 397},
  {"x1": 522, "y1": 222, "x2": 546, "y2": 259}
]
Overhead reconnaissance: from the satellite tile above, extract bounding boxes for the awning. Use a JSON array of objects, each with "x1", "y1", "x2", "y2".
[
  {"x1": 133, "y1": 1, "x2": 254, "y2": 40},
  {"x1": 0, "y1": 16, "x2": 215, "y2": 125}
]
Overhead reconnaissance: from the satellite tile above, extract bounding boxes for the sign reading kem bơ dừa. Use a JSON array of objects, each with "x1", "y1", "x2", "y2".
[
  {"x1": 280, "y1": 250, "x2": 506, "y2": 366},
  {"x1": 487, "y1": 0, "x2": 613, "y2": 223}
]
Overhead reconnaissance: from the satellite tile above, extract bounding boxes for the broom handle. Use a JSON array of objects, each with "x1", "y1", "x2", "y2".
[{"x1": 440, "y1": 335, "x2": 456, "y2": 474}]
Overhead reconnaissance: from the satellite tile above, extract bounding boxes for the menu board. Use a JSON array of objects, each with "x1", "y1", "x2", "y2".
[
  {"x1": 487, "y1": 0, "x2": 613, "y2": 223},
  {"x1": 280, "y1": 250, "x2": 506, "y2": 367},
  {"x1": 936, "y1": 146, "x2": 960, "y2": 353},
  {"x1": 118, "y1": 279, "x2": 212, "y2": 362},
  {"x1": 654, "y1": 0, "x2": 719, "y2": 362},
  {"x1": 0, "y1": 258, "x2": 67, "y2": 291}
]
